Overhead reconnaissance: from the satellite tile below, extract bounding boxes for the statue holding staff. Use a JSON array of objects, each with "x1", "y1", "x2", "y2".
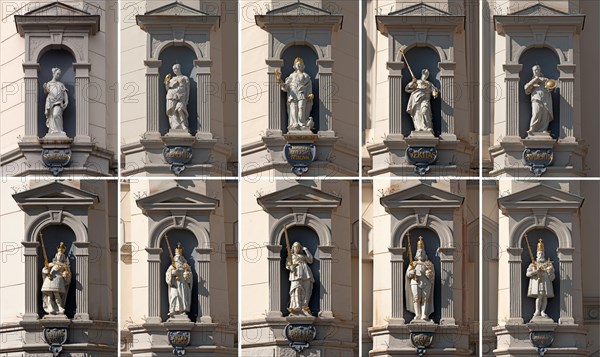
[
  {"x1": 405, "y1": 235, "x2": 435, "y2": 322},
  {"x1": 41, "y1": 237, "x2": 71, "y2": 315},
  {"x1": 164, "y1": 236, "x2": 192, "y2": 319},
  {"x1": 401, "y1": 49, "x2": 439, "y2": 133}
]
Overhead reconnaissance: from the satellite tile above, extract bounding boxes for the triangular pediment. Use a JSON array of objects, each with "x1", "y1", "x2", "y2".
[
  {"x1": 136, "y1": 186, "x2": 219, "y2": 215},
  {"x1": 24, "y1": 1, "x2": 92, "y2": 16},
  {"x1": 388, "y1": 3, "x2": 451, "y2": 16},
  {"x1": 267, "y1": 2, "x2": 332, "y2": 16},
  {"x1": 257, "y1": 185, "x2": 341, "y2": 211},
  {"x1": 144, "y1": 2, "x2": 210, "y2": 16},
  {"x1": 498, "y1": 184, "x2": 583, "y2": 211},
  {"x1": 380, "y1": 183, "x2": 463, "y2": 211},
  {"x1": 256, "y1": 2, "x2": 342, "y2": 30},
  {"x1": 13, "y1": 182, "x2": 98, "y2": 210},
  {"x1": 15, "y1": 1, "x2": 100, "y2": 35},
  {"x1": 510, "y1": 3, "x2": 568, "y2": 16}
]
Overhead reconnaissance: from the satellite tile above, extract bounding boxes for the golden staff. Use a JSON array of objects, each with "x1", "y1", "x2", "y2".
[
  {"x1": 524, "y1": 233, "x2": 539, "y2": 280},
  {"x1": 164, "y1": 234, "x2": 179, "y2": 281},
  {"x1": 399, "y1": 49, "x2": 416, "y2": 80},
  {"x1": 39, "y1": 232, "x2": 52, "y2": 280},
  {"x1": 406, "y1": 231, "x2": 416, "y2": 281},
  {"x1": 283, "y1": 225, "x2": 294, "y2": 267}
]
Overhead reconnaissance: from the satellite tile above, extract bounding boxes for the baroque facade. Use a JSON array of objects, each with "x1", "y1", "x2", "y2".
[
  {"x1": 0, "y1": 180, "x2": 118, "y2": 356},
  {"x1": 0, "y1": 1, "x2": 118, "y2": 177}
]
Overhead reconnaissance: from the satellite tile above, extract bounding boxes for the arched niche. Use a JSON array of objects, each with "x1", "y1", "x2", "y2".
[
  {"x1": 280, "y1": 45, "x2": 320, "y2": 133},
  {"x1": 37, "y1": 49, "x2": 77, "y2": 138},
  {"x1": 518, "y1": 47, "x2": 561, "y2": 138},
  {"x1": 37, "y1": 225, "x2": 77, "y2": 318},
  {"x1": 137, "y1": 186, "x2": 218, "y2": 324},
  {"x1": 158, "y1": 229, "x2": 200, "y2": 322},
  {"x1": 400, "y1": 228, "x2": 442, "y2": 323},
  {"x1": 257, "y1": 185, "x2": 342, "y2": 319},
  {"x1": 279, "y1": 226, "x2": 320, "y2": 316},
  {"x1": 13, "y1": 182, "x2": 97, "y2": 322},
  {"x1": 400, "y1": 47, "x2": 442, "y2": 137},
  {"x1": 15, "y1": 1, "x2": 99, "y2": 142},
  {"x1": 135, "y1": 2, "x2": 219, "y2": 139},
  {"x1": 158, "y1": 45, "x2": 199, "y2": 135},
  {"x1": 520, "y1": 228, "x2": 560, "y2": 322},
  {"x1": 256, "y1": 2, "x2": 343, "y2": 135}
]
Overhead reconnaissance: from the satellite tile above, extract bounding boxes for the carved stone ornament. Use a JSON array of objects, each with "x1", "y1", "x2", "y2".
[
  {"x1": 43, "y1": 327, "x2": 68, "y2": 357},
  {"x1": 284, "y1": 323, "x2": 317, "y2": 353},
  {"x1": 406, "y1": 147, "x2": 438, "y2": 176},
  {"x1": 42, "y1": 149, "x2": 72, "y2": 176},
  {"x1": 283, "y1": 143, "x2": 316, "y2": 176},
  {"x1": 168, "y1": 330, "x2": 191, "y2": 356},
  {"x1": 523, "y1": 148, "x2": 553, "y2": 177},
  {"x1": 410, "y1": 332, "x2": 434, "y2": 357},
  {"x1": 163, "y1": 146, "x2": 193, "y2": 175},
  {"x1": 529, "y1": 331, "x2": 554, "y2": 356}
]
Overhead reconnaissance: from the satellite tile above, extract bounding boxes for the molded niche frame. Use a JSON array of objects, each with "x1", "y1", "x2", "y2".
[
  {"x1": 380, "y1": 183, "x2": 464, "y2": 326},
  {"x1": 497, "y1": 183, "x2": 584, "y2": 325},
  {"x1": 136, "y1": 186, "x2": 219, "y2": 324},
  {"x1": 13, "y1": 182, "x2": 99, "y2": 322},
  {"x1": 136, "y1": 2, "x2": 220, "y2": 142},
  {"x1": 256, "y1": 185, "x2": 342, "y2": 320}
]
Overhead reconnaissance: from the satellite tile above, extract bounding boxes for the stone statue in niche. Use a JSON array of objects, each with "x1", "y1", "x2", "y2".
[
  {"x1": 43, "y1": 68, "x2": 69, "y2": 137},
  {"x1": 276, "y1": 57, "x2": 315, "y2": 132},
  {"x1": 166, "y1": 242, "x2": 193, "y2": 319},
  {"x1": 524, "y1": 65, "x2": 557, "y2": 136},
  {"x1": 405, "y1": 236, "x2": 435, "y2": 322},
  {"x1": 405, "y1": 69, "x2": 439, "y2": 134},
  {"x1": 165, "y1": 64, "x2": 190, "y2": 131},
  {"x1": 41, "y1": 242, "x2": 71, "y2": 315},
  {"x1": 526, "y1": 238, "x2": 555, "y2": 320},
  {"x1": 287, "y1": 241, "x2": 314, "y2": 314}
]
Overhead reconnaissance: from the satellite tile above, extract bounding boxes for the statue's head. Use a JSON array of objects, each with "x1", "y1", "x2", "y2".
[
  {"x1": 52, "y1": 68, "x2": 61, "y2": 81},
  {"x1": 175, "y1": 242, "x2": 183, "y2": 256},
  {"x1": 415, "y1": 236, "x2": 428, "y2": 261},
  {"x1": 292, "y1": 241, "x2": 303, "y2": 254},
  {"x1": 173, "y1": 64, "x2": 182, "y2": 75},
  {"x1": 421, "y1": 69, "x2": 429, "y2": 80},
  {"x1": 536, "y1": 238, "x2": 545, "y2": 261},
  {"x1": 532, "y1": 65, "x2": 541, "y2": 77},
  {"x1": 55, "y1": 242, "x2": 67, "y2": 262},
  {"x1": 293, "y1": 57, "x2": 305, "y2": 72}
]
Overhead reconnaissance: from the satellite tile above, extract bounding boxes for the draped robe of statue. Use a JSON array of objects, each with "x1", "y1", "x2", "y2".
[
  {"x1": 165, "y1": 64, "x2": 190, "y2": 131},
  {"x1": 524, "y1": 65, "x2": 555, "y2": 135},
  {"x1": 286, "y1": 242, "x2": 314, "y2": 313},
  {"x1": 405, "y1": 69, "x2": 439, "y2": 133},
  {"x1": 41, "y1": 245, "x2": 71, "y2": 315},
  {"x1": 405, "y1": 241, "x2": 435, "y2": 322},
  {"x1": 43, "y1": 68, "x2": 69, "y2": 136},
  {"x1": 166, "y1": 252, "x2": 193, "y2": 318}
]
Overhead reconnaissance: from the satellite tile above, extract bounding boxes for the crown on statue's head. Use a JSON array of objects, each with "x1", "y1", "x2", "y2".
[
  {"x1": 292, "y1": 241, "x2": 302, "y2": 248},
  {"x1": 537, "y1": 239, "x2": 545, "y2": 252},
  {"x1": 57, "y1": 242, "x2": 66, "y2": 252},
  {"x1": 417, "y1": 236, "x2": 425, "y2": 250},
  {"x1": 175, "y1": 242, "x2": 183, "y2": 254},
  {"x1": 294, "y1": 57, "x2": 304, "y2": 66}
]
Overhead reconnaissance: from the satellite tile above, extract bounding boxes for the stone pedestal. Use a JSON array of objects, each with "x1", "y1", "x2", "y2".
[
  {"x1": 256, "y1": 131, "x2": 346, "y2": 177},
  {"x1": 493, "y1": 322, "x2": 588, "y2": 356},
  {"x1": 490, "y1": 136, "x2": 587, "y2": 177},
  {"x1": 368, "y1": 133, "x2": 472, "y2": 177},
  {"x1": 368, "y1": 323, "x2": 471, "y2": 356},
  {"x1": 132, "y1": 322, "x2": 236, "y2": 356},
  {"x1": 124, "y1": 134, "x2": 229, "y2": 177}
]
